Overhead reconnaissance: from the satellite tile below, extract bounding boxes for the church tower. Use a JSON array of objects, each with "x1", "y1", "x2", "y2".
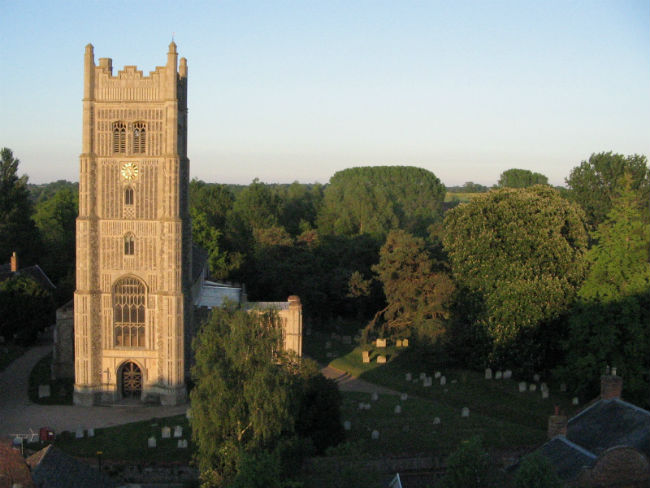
[{"x1": 74, "y1": 43, "x2": 190, "y2": 406}]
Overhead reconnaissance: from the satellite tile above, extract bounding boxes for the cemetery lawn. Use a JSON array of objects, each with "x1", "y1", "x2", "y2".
[
  {"x1": 35, "y1": 415, "x2": 192, "y2": 463},
  {"x1": 28, "y1": 353, "x2": 73, "y2": 405},
  {"x1": 305, "y1": 331, "x2": 581, "y2": 455},
  {"x1": 0, "y1": 343, "x2": 24, "y2": 371}
]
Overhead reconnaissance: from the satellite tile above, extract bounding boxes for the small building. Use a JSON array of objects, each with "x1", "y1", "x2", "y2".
[
  {"x1": 534, "y1": 373, "x2": 650, "y2": 487},
  {"x1": 0, "y1": 252, "x2": 56, "y2": 292},
  {"x1": 0, "y1": 440, "x2": 34, "y2": 488}
]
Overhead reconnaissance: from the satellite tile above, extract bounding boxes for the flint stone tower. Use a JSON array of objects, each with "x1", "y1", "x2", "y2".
[{"x1": 74, "y1": 42, "x2": 190, "y2": 406}]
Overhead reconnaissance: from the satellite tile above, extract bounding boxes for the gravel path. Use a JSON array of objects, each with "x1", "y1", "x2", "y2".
[
  {"x1": 0, "y1": 345, "x2": 186, "y2": 440},
  {"x1": 320, "y1": 365, "x2": 399, "y2": 395}
]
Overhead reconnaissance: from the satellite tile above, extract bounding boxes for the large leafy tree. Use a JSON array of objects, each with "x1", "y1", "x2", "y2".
[
  {"x1": 317, "y1": 166, "x2": 446, "y2": 238},
  {"x1": 560, "y1": 178, "x2": 650, "y2": 405},
  {"x1": 565, "y1": 151, "x2": 649, "y2": 227},
  {"x1": 371, "y1": 230, "x2": 454, "y2": 339},
  {"x1": 0, "y1": 148, "x2": 42, "y2": 265},
  {"x1": 498, "y1": 168, "x2": 549, "y2": 188},
  {"x1": 0, "y1": 275, "x2": 55, "y2": 345},
  {"x1": 443, "y1": 186, "x2": 588, "y2": 367}
]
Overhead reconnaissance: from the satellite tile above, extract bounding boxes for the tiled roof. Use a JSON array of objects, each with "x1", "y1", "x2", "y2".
[
  {"x1": 26, "y1": 444, "x2": 116, "y2": 488},
  {"x1": 0, "y1": 264, "x2": 56, "y2": 290},
  {"x1": 538, "y1": 436, "x2": 596, "y2": 481},
  {"x1": 0, "y1": 441, "x2": 34, "y2": 488}
]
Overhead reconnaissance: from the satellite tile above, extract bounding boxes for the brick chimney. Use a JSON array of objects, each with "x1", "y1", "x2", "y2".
[
  {"x1": 10, "y1": 252, "x2": 18, "y2": 272},
  {"x1": 547, "y1": 405, "x2": 567, "y2": 439},
  {"x1": 601, "y1": 368, "x2": 623, "y2": 400}
]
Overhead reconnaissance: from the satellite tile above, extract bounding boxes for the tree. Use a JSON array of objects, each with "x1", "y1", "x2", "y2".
[
  {"x1": 190, "y1": 307, "x2": 295, "y2": 486},
  {"x1": 513, "y1": 453, "x2": 562, "y2": 488},
  {"x1": 0, "y1": 275, "x2": 55, "y2": 345},
  {"x1": 498, "y1": 168, "x2": 549, "y2": 188},
  {"x1": 443, "y1": 186, "x2": 588, "y2": 368},
  {"x1": 317, "y1": 166, "x2": 446, "y2": 238},
  {"x1": 565, "y1": 152, "x2": 649, "y2": 227},
  {"x1": 0, "y1": 148, "x2": 42, "y2": 265},
  {"x1": 440, "y1": 436, "x2": 498, "y2": 488},
  {"x1": 371, "y1": 230, "x2": 454, "y2": 339},
  {"x1": 560, "y1": 179, "x2": 650, "y2": 405}
]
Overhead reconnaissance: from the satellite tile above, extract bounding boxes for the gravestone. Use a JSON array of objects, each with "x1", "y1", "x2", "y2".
[
  {"x1": 376, "y1": 338, "x2": 387, "y2": 348},
  {"x1": 434, "y1": 371, "x2": 441, "y2": 379},
  {"x1": 405, "y1": 372, "x2": 412, "y2": 381},
  {"x1": 484, "y1": 368, "x2": 493, "y2": 380},
  {"x1": 420, "y1": 372, "x2": 426, "y2": 380},
  {"x1": 519, "y1": 382, "x2": 527, "y2": 392},
  {"x1": 403, "y1": 339, "x2": 409, "y2": 347},
  {"x1": 461, "y1": 407, "x2": 470, "y2": 418},
  {"x1": 38, "y1": 385, "x2": 51, "y2": 399},
  {"x1": 433, "y1": 417, "x2": 441, "y2": 425},
  {"x1": 394, "y1": 405, "x2": 401, "y2": 414},
  {"x1": 162, "y1": 426, "x2": 171, "y2": 439},
  {"x1": 495, "y1": 371, "x2": 502, "y2": 380},
  {"x1": 451, "y1": 379, "x2": 458, "y2": 384},
  {"x1": 186, "y1": 408, "x2": 192, "y2": 419},
  {"x1": 396, "y1": 339, "x2": 403, "y2": 347},
  {"x1": 326, "y1": 352, "x2": 334, "y2": 358},
  {"x1": 560, "y1": 383, "x2": 567, "y2": 392},
  {"x1": 423, "y1": 377, "x2": 432, "y2": 387},
  {"x1": 148, "y1": 437, "x2": 156, "y2": 448},
  {"x1": 541, "y1": 390, "x2": 549, "y2": 399},
  {"x1": 504, "y1": 370, "x2": 512, "y2": 379},
  {"x1": 174, "y1": 425, "x2": 183, "y2": 438},
  {"x1": 529, "y1": 384, "x2": 537, "y2": 392},
  {"x1": 75, "y1": 427, "x2": 84, "y2": 439},
  {"x1": 371, "y1": 430, "x2": 379, "y2": 440},
  {"x1": 343, "y1": 420, "x2": 351, "y2": 431},
  {"x1": 440, "y1": 376, "x2": 446, "y2": 386},
  {"x1": 400, "y1": 393, "x2": 408, "y2": 401},
  {"x1": 358, "y1": 402, "x2": 365, "y2": 410},
  {"x1": 371, "y1": 392, "x2": 379, "y2": 401},
  {"x1": 376, "y1": 355, "x2": 386, "y2": 364},
  {"x1": 177, "y1": 439, "x2": 187, "y2": 448},
  {"x1": 541, "y1": 383, "x2": 548, "y2": 392},
  {"x1": 572, "y1": 397, "x2": 579, "y2": 405},
  {"x1": 362, "y1": 350, "x2": 370, "y2": 363},
  {"x1": 87, "y1": 428, "x2": 94, "y2": 437},
  {"x1": 533, "y1": 374, "x2": 541, "y2": 382}
]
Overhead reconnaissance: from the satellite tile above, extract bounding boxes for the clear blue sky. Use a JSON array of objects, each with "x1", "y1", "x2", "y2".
[{"x1": 1, "y1": 0, "x2": 648, "y2": 186}]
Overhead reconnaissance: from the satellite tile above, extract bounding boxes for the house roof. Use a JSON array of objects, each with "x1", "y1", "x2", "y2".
[
  {"x1": 0, "y1": 263, "x2": 56, "y2": 290},
  {"x1": 26, "y1": 444, "x2": 116, "y2": 488},
  {"x1": 538, "y1": 436, "x2": 597, "y2": 481},
  {"x1": 0, "y1": 441, "x2": 34, "y2": 488}
]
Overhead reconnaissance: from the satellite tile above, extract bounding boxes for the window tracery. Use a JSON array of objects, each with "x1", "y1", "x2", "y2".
[{"x1": 113, "y1": 277, "x2": 146, "y2": 348}]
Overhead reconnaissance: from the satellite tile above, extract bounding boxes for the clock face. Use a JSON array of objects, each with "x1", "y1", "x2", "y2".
[{"x1": 121, "y1": 162, "x2": 139, "y2": 180}]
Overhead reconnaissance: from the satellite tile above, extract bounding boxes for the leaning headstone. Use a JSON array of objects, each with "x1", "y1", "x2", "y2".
[
  {"x1": 560, "y1": 383, "x2": 567, "y2": 392},
  {"x1": 519, "y1": 382, "x2": 527, "y2": 392},
  {"x1": 362, "y1": 351, "x2": 370, "y2": 363},
  {"x1": 533, "y1": 374, "x2": 541, "y2": 382},
  {"x1": 87, "y1": 428, "x2": 95, "y2": 437},
  {"x1": 174, "y1": 425, "x2": 183, "y2": 438},
  {"x1": 434, "y1": 371, "x2": 441, "y2": 379},
  {"x1": 541, "y1": 383, "x2": 548, "y2": 392},
  {"x1": 529, "y1": 384, "x2": 537, "y2": 392},
  {"x1": 572, "y1": 397, "x2": 579, "y2": 405},
  {"x1": 371, "y1": 430, "x2": 379, "y2": 440},
  {"x1": 423, "y1": 377, "x2": 432, "y2": 387},
  {"x1": 177, "y1": 439, "x2": 187, "y2": 448},
  {"x1": 394, "y1": 405, "x2": 402, "y2": 414},
  {"x1": 75, "y1": 427, "x2": 84, "y2": 439},
  {"x1": 405, "y1": 372, "x2": 412, "y2": 382},
  {"x1": 433, "y1": 417, "x2": 441, "y2": 425},
  {"x1": 461, "y1": 407, "x2": 470, "y2": 418},
  {"x1": 343, "y1": 420, "x2": 351, "y2": 431},
  {"x1": 342, "y1": 335, "x2": 352, "y2": 345},
  {"x1": 148, "y1": 436, "x2": 157, "y2": 448},
  {"x1": 376, "y1": 355, "x2": 386, "y2": 364},
  {"x1": 396, "y1": 339, "x2": 403, "y2": 347},
  {"x1": 495, "y1": 371, "x2": 503, "y2": 380},
  {"x1": 541, "y1": 390, "x2": 549, "y2": 399},
  {"x1": 162, "y1": 426, "x2": 171, "y2": 439},
  {"x1": 403, "y1": 339, "x2": 409, "y2": 347},
  {"x1": 38, "y1": 384, "x2": 51, "y2": 399},
  {"x1": 376, "y1": 338, "x2": 387, "y2": 348},
  {"x1": 484, "y1": 368, "x2": 493, "y2": 380},
  {"x1": 400, "y1": 393, "x2": 408, "y2": 401},
  {"x1": 504, "y1": 370, "x2": 512, "y2": 379},
  {"x1": 440, "y1": 376, "x2": 446, "y2": 386},
  {"x1": 371, "y1": 392, "x2": 379, "y2": 401}
]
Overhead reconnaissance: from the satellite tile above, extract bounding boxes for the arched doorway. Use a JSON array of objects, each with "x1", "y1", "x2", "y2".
[{"x1": 120, "y1": 361, "x2": 142, "y2": 398}]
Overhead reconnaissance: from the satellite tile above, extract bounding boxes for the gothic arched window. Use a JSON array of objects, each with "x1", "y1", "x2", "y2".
[
  {"x1": 113, "y1": 277, "x2": 146, "y2": 347},
  {"x1": 133, "y1": 121, "x2": 146, "y2": 154},
  {"x1": 112, "y1": 121, "x2": 127, "y2": 154},
  {"x1": 124, "y1": 233, "x2": 135, "y2": 256},
  {"x1": 125, "y1": 187, "x2": 134, "y2": 206}
]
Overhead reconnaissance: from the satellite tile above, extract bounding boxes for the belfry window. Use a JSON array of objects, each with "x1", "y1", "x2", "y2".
[
  {"x1": 124, "y1": 233, "x2": 135, "y2": 256},
  {"x1": 133, "y1": 122, "x2": 146, "y2": 154},
  {"x1": 125, "y1": 187, "x2": 134, "y2": 206},
  {"x1": 112, "y1": 121, "x2": 127, "y2": 154},
  {"x1": 113, "y1": 277, "x2": 146, "y2": 347}
]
